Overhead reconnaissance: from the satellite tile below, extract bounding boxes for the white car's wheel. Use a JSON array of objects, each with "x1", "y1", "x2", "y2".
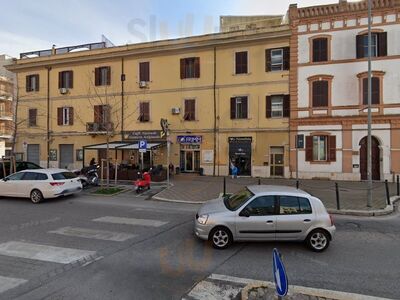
[
  {"x1": 306, "y1": 229, "x2": 330, "y2": 252},
  {"x1": 210, "y1": 227, "x2": 232, "y2": 250},
  {"x1": 30, "y1": 189, "x2": 43, "y2": 204}
]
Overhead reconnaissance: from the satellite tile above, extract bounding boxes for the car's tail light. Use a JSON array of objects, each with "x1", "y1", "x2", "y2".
[
  {"x1": 329, "y1": 214, "x2": 334, "y2": 226},
  {"x1": 50, "y1": 182, "x2": 65, "y2": 186}
]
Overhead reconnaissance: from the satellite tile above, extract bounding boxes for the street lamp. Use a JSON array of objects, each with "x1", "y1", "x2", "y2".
[{"x1": 367, "y1": 0, "x2": 373, "y2": 207}]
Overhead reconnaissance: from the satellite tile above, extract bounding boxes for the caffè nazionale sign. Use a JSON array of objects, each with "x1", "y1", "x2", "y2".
[{"x1": 123, "y1": 131, "x2": 163, "y2": 141}]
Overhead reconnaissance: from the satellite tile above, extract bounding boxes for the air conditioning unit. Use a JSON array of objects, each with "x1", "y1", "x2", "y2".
[
  {"x1": 171, "y1": 107, "x2": 181, "y2": 115},
  {"x1": 59, "y1": 88, "x2": 69, "y2": 94},
  {"x1": 139, "y1": 81, "x2": 148, "y2": 88}
]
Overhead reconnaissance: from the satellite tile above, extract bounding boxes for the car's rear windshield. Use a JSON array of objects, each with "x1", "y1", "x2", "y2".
[
  {"x1": 224, "y1": 188, "x2": 254, "y2": 211},
  {"x1": 51, "y1": 172, "x2": 77, "y2": 180}
]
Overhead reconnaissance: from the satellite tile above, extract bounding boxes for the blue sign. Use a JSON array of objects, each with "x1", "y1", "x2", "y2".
[
  {"x1": 272, "y1": 248, "x2": 288, "y2": 297},
  {"x1": 177, "y1": 135, "x2": 202, "y2": 144},
  {"x1": 138, "y1": 140, "x2": 147, "y2": 152}
]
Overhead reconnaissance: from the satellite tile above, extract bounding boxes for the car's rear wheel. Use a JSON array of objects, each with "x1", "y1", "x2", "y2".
[
  {"x1": 30, "y1": 189, "x2": 43, "y2": 204},
  {"x1": 210, "y1": 226, "x2": 232, "y2": 249},
  {"x1": 306, "y1": 229, "x2": 330, "y2": 252}
]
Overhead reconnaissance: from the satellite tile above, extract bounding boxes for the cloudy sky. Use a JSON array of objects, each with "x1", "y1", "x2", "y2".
[{"x1": 0, "y1": 0, "x2": 337, "y2": 57}]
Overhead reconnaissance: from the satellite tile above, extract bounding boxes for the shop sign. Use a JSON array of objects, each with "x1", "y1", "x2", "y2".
[
  {"x1": 177, "y1": 135, "x2": 202, "y2": 144},
  {"x1": 49, "y1": 149, "x2": 57, "y2": 161},
  {"x1": 123, "y1": 131, "x2": 162, "y2": 141},
  {"x1": 228, "y1": 137, "x2": 252, "y2": 143}
]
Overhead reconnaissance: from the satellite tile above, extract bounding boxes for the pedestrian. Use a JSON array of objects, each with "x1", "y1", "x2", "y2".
[{"x1": 89, "y1": 157, "x2": 96, "y2": 166}]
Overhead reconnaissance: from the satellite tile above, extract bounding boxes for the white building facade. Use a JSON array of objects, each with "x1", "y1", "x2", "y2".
[{"x1": 289, "y1": 0, "x2": 400, "y2": 181}]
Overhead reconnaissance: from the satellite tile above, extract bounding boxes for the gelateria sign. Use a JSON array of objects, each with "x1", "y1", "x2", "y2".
[{"x1": 123, "y1": 130, "x2": 163, "y2": 141}]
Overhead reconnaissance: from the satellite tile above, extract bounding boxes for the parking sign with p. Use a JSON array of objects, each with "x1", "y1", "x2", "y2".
[{"x1": 139, "y1": 140, "x2": 147, "y2": 153}]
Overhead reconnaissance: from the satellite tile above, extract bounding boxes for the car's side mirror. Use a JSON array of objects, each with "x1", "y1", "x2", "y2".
[{"x1": 239, "y1": 208, "x2": 250, "y2": 217}]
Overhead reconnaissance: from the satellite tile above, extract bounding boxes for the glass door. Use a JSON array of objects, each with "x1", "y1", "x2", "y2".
[
  {"x1": 270, "y1": 146, "x2": 284, "y2": 177},
  {"x1": 185, "y1": 151, "x2": 193, "y2": 172}
]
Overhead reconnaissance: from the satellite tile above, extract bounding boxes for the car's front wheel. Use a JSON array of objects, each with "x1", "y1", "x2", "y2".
[
  {"x1": 306, "y1": 229, "x2": 330, "y2": 252},
  {"x1": 30, "y1": 189, "x2": 43, "y2": 204},
  {"x1": 210, "y1": 226, "x2": 232, "y2": 249}
]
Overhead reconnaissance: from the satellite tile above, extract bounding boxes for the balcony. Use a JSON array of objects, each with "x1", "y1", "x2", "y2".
[
  {"x1": 86, "y1": 122, "x2": 114, "y2": 134},
  {"x1": 0, "y1": 94, "x2": 12, "y2": 101},
  {"x1": 0, "y1": 112, "x2": 13, "y2": 121},
  {"x1": 0, "y1": 129, "x2": 13, "y2": 140}
]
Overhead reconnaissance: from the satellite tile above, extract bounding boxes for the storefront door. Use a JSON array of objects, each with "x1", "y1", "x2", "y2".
[
  {"x1": 180, "y1": 144, "x2": 200, "y2": 172},
  {"x1": 229, "y1": 137, "x2": 252, "y2": 176},
  {"x1": 270, "y1": 146, "x2": 284, "y2": 177}
]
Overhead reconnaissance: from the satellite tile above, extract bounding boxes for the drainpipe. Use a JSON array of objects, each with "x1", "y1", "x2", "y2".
[
  {"x1": 46, "y1": 66, "x2": 51, "y2": 168},
  {"x1": 213, "y1": 47, "x2": 217, "y2": 177}
]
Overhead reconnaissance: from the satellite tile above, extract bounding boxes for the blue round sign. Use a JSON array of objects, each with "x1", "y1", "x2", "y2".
[{"x1": 272, "y1": 248, "x2": 288, "y2": 297}]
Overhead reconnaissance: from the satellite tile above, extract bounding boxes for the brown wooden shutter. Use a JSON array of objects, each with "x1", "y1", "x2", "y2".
[
  {"x1": 265, "y1": 49, "x2": 271, "y2": 72},
  {"x1": 57, "y1": 107, "x2": 63, "y2": 125},
  {"x1": 69, "y1": 107, "x2": 74, "y2": 125},
  {"x1": 356, "y1": 35, "x2": 364, "y2": 59},
  {"x1": 242, "y1": 97, "x2": 248, "y2": 118},
  {"x1": 180, "y1": 59, "x2": 185, "y2": 79},
  {"x1": 94, "y1": 105, "x2": 101, "y2": 123},
  {"x1": 230, "y1": 97, "x2": 236, "y2": 119},
  {"x1": 283, "y1": 47, "x2": 290, "y2": 70},
  {"x1": 372, "y1": 77, "x2": 380, "y2": 104},
  {"x1": 143, "y1": 103, "x2": 150, "y2": 121},
  {"x1": 69, "y1": 71, "x2": 73, "y2": 88},
  {"x1": 194, "y1": 57, "x2": 200, "y2": 78},
  {"x1": 26, "y1": 76, "x2": 30, "y2": 92},
  {"x1": 328, "y1": 135, "x2": 336, "y2": 162},
  {"x1": 362, "y1": 78, "x2": 368, "y2": 104},
  {"x1": 29, "y1": 109, "x2": 37, "y2": 126},
  {"x1": 106, "y1": 67, "x2": 111, "y2": 85},
  {"x1": 378, "y1": 32, "x2": 387, "y2": 57},
  {"x1": 266, "y1": 96, "x2": 272, "y2": 118},
  {"x1": 58, "y1": 72, "x2": 63, "y2": 89},
  {"x1": 305, "y1": 136, "x2": 313, "y2": 161},
  {"x1": 283, "y1": 95, "x2": 290, "y2": 118},
  {"x1": 35, "y1": 75, "x2": 39, "y2": 91},
  {"x1": 95, "y1": 68, "x2": 100, "y2": 86},
  {"x1": 139, "y1": 62, "x2": 150, "y2": 82},
  {"x1": 235, "y1": 53, "x2": 240, "y2": 74}
]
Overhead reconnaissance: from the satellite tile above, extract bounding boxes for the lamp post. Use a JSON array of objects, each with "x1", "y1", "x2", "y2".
[{"x1": 367, "y1": 0, "x2": 373, "y2": 207}]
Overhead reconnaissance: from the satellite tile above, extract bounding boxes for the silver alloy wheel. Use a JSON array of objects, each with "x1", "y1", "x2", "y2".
[
  {"x1": 213, "y1": 229, "x2": 229, "y2": 248},
  {"x1": 310, "y1": 232, "x2": 328, "y2": 250},
  {"x1": 31, "y1": 190, "x2": 42, "y2": 203}
]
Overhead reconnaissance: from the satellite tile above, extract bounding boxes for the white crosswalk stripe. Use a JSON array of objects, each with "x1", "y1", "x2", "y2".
[
  {"x1": 0, "y1": 275, "x2": 27, "y2": 294},
  {"x1": 0, "y1": 241, "x2": 96, "y2": 264},
  {"x1": 49, "y1": 226, "x2": 137, "y2": 242},
  {"x1": 92, "y1": 216, "x2": 168, "y2": 227}
]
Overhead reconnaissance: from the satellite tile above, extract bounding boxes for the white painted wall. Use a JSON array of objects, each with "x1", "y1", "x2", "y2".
[
  {"x1": 298, "y1": 23, "x2": 400, "y2": 64},
  {"x1": 298, "y1": 59, "x2": 400, "y2": 109}
]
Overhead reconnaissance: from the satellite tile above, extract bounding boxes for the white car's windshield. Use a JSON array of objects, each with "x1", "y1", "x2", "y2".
[{"x1": 224, "y1": 188, "x2": 254, "y2": 211}]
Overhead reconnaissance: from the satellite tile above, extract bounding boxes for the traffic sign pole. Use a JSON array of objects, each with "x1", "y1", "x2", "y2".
[{"x1": 272, "y1": 248, "x2": 288, "y2": 298}]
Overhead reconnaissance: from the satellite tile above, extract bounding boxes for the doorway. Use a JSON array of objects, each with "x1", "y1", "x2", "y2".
[
  {"x1": 229, "y1": 137, "x2": 252, "y2": 176},
  {"x1": 180, "y1": 145, "x2": 200, "y2": 172},
  {"x1": 359, "y1": 136, "x2": 380, "y2": 180},
  {"x1": 270, "y1": 146, "x2": 284, "y2": 177},
  {"x1": 59, "y1": 144, "x2": 74, "y2": 169}
]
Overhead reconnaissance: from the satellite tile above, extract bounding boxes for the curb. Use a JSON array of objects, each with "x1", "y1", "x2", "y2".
[{"x1": 241, "y1": 280, "x2": 392, "y2": 300}]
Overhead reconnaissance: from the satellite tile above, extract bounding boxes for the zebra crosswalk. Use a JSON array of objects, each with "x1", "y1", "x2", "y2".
[{"x1": 0, "y1": 214, "x2": 170, "y2": 296}]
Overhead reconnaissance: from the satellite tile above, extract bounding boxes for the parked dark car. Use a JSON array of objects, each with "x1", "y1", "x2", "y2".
[{"x1": 0, "y1": 161, "x2": 42, "y2": 179}]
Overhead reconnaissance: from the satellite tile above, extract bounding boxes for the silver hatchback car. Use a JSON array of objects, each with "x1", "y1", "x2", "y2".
[{"x1": 194, "y1": 185, "x2": 335, "y2": 252}]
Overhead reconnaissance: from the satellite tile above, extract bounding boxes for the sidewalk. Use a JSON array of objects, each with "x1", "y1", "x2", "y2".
[{"x1": 153, "y1": 175, "x2": 398, "y2": 212}]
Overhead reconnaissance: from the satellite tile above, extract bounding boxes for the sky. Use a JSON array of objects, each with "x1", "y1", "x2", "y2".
[{"x1": 0, "y1": 0, "x2": 338, "y2": 57}]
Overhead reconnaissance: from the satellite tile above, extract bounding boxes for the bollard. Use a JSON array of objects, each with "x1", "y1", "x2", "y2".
[
  {"x1": 397, "y1": 175, "x2": 399, "y2": 196},
  {"x1": 385, "y1": 180, "x2": 390, "y2": 206},
  {"x1": 335, "y1": 182, "x2": 341, "y2": 210},
  {"x1": 258, "y1": 177, "x2": 261, "y2": 185},
  {"x1": 223, "y1": 176, "x2": 226, "y2": 196},
  {"x1": 296, "y1": 180, "x2": 299, "y2": 189}
]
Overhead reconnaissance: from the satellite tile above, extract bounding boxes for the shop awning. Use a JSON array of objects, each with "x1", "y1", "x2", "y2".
[{"x1": 83, "y1": 141, "x2": 166, "y2": 150}]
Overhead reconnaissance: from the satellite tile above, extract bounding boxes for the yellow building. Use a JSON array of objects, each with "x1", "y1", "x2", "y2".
[{"x1": 7, "y1": 22, "x2": 291, "y2": 178}]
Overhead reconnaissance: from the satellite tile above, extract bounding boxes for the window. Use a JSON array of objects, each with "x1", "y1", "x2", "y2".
[
  {"x1": 224, "y1": 188, "x2": 254, "y2": 211},
  {"x1": 279, "y1": 196, "x2": 312, "y2": 215},
  {"x1": 305, "y1": 135, "x2": 336, "y2": 162},
  {"x1": 312, "y1": 38, "x2": 328, "y2": 62},
  {"x1": 52, "y1": 172, "x2": 77, "y2": 180},
  {"x1": 138, "y1": 102, "x2": 150, "y2": 122},
  {"x1": 7, "y1": 172, "x2": 25, "y2": 181},
  {"x1": 271, "y1": 96, "x2": 283, "y2": 118},
  {"x1": 362, "y1": 77, "x2": 380, "y2": 105},
  {"x1": 95, "y1": 66, "x2": 111, "y2": 86},
  {"x1": 21, "y1": 172, "x2": 46, "y2": 180},
  {"x1": 356, "y1": 32, "x2": 387, "y2": 58},
  {"x1": 235, "y1": 51, "x2": 248, "y2": 74},
  {"x1": 180, "y1": 57, "x2": 200, "y2": 79},
  {"x1": 184, "y1": 99, "x2": 196, "y2": 121},
  {"x1": 312, "y1": 80, "x2": 329, "y2": 107},
  {"x1": 26, "y1": 74, "x2": 39, "y2": 92},
  {"x1": 57, "y1": 107, "x2": 74, "y2": 126},
  {"x1": 243, "y1": 196, "x2": 276, "y2": 216},
  {"x1": 94, "y1": 105, "x2": 110, "y2": 124},
  {"x1": 58, "y1": 71, "x2": 73, "y2": 89},
  {"x1": 139, "y1": 62, "x2": 150, "y2": 82},
  {"x1": 28, "y1": 108, "x2": 37, "y2": 127},
  {"x1": 230, "y1": 96, "x2": 248, "y2": 119},
  {"x1": 266, "y1": 47, "x2": 290, "y2": 71}
]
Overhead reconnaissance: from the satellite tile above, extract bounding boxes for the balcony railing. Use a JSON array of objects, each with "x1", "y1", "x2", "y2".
[
  {"x1": 0, "y1": 112, "x2": 13, "y2": 121},
  {"x1": 86, "y1": 122, "x2": 114, "y2": 133},
  {"x1": 0, "y1": 94, "x2": 12, "y2": 101}
]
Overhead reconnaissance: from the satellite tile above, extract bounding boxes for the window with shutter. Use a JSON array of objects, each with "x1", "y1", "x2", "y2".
[
  {"x1": 94, "y1": 105, "x2": 102, "y2": 123},
  {"x1": 312, "y1": 136, "x2": 327, "y2": 161},
  {"x1": 283, "y1": 47, "x2": 290, "y2": 70},
  {"x1": 180, "y1": 57, "x2": 200, "y2": 79},
  {"x1": 59, "y1": 71, "x2": 73, "y2": 89},
  {"x1": 270, "y1": 95, "x2": 283, "y2": 118},
  {"x1": 28, "y1": 109, "x2": 37, "y2": 127},
  {"x1": 357, "y1": 32, "x2": 387, "y2": 58},
  {"x1": 139, "y1": 102, "x2": 150, "y2": 122},
  {"x1": 57, "y1": 107, "x2": 63, "y2": 126},
  {"x1": 362, "y1": 77, "x2": 380, "y2": 105},
  {"x1": 184, "y1": 99, "x2": 196, "y2": 121},
  {"x1": 139, "y1": 62, "x2": 150, "y2": 82},
  {"x1": 270, "y1": 49, "x2": 283, "y2": 71},
  {"x1": 95, "y1": 67, "x2": 111, "y2": 86},
  {"x1": 312, "y1": 81, "x2": 329, "y2": 107},
  {"x1": 26, "y1": 75, "x2": 39, "y2": 92},
  {"x1": 266, "y1": 96, "x2": 272, "y2": 118},
  {"x1": 235, "y1": 51, "x2": 248, "y2": 74},
  {"x1": 231, "y1": 96, "x2": 248, "y2": 119},
  {"x1": 69, "y1": 107, "x2": 74, "y2": 125},
  {"x1": 312, "y1": 38, "x2": 328, "y2": 62}
]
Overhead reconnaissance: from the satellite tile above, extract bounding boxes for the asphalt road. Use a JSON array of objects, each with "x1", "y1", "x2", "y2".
[{"x1": 0, "y1": 188, "x2": 399, "y2": 300}]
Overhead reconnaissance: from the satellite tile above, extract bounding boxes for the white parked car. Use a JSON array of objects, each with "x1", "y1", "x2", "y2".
[
  {"x1": 195, "y1": 185, "x2": 335, "y2": 252},
  {"x1": 0, "y1": 169, "x2": 82, "y2": 203}
]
